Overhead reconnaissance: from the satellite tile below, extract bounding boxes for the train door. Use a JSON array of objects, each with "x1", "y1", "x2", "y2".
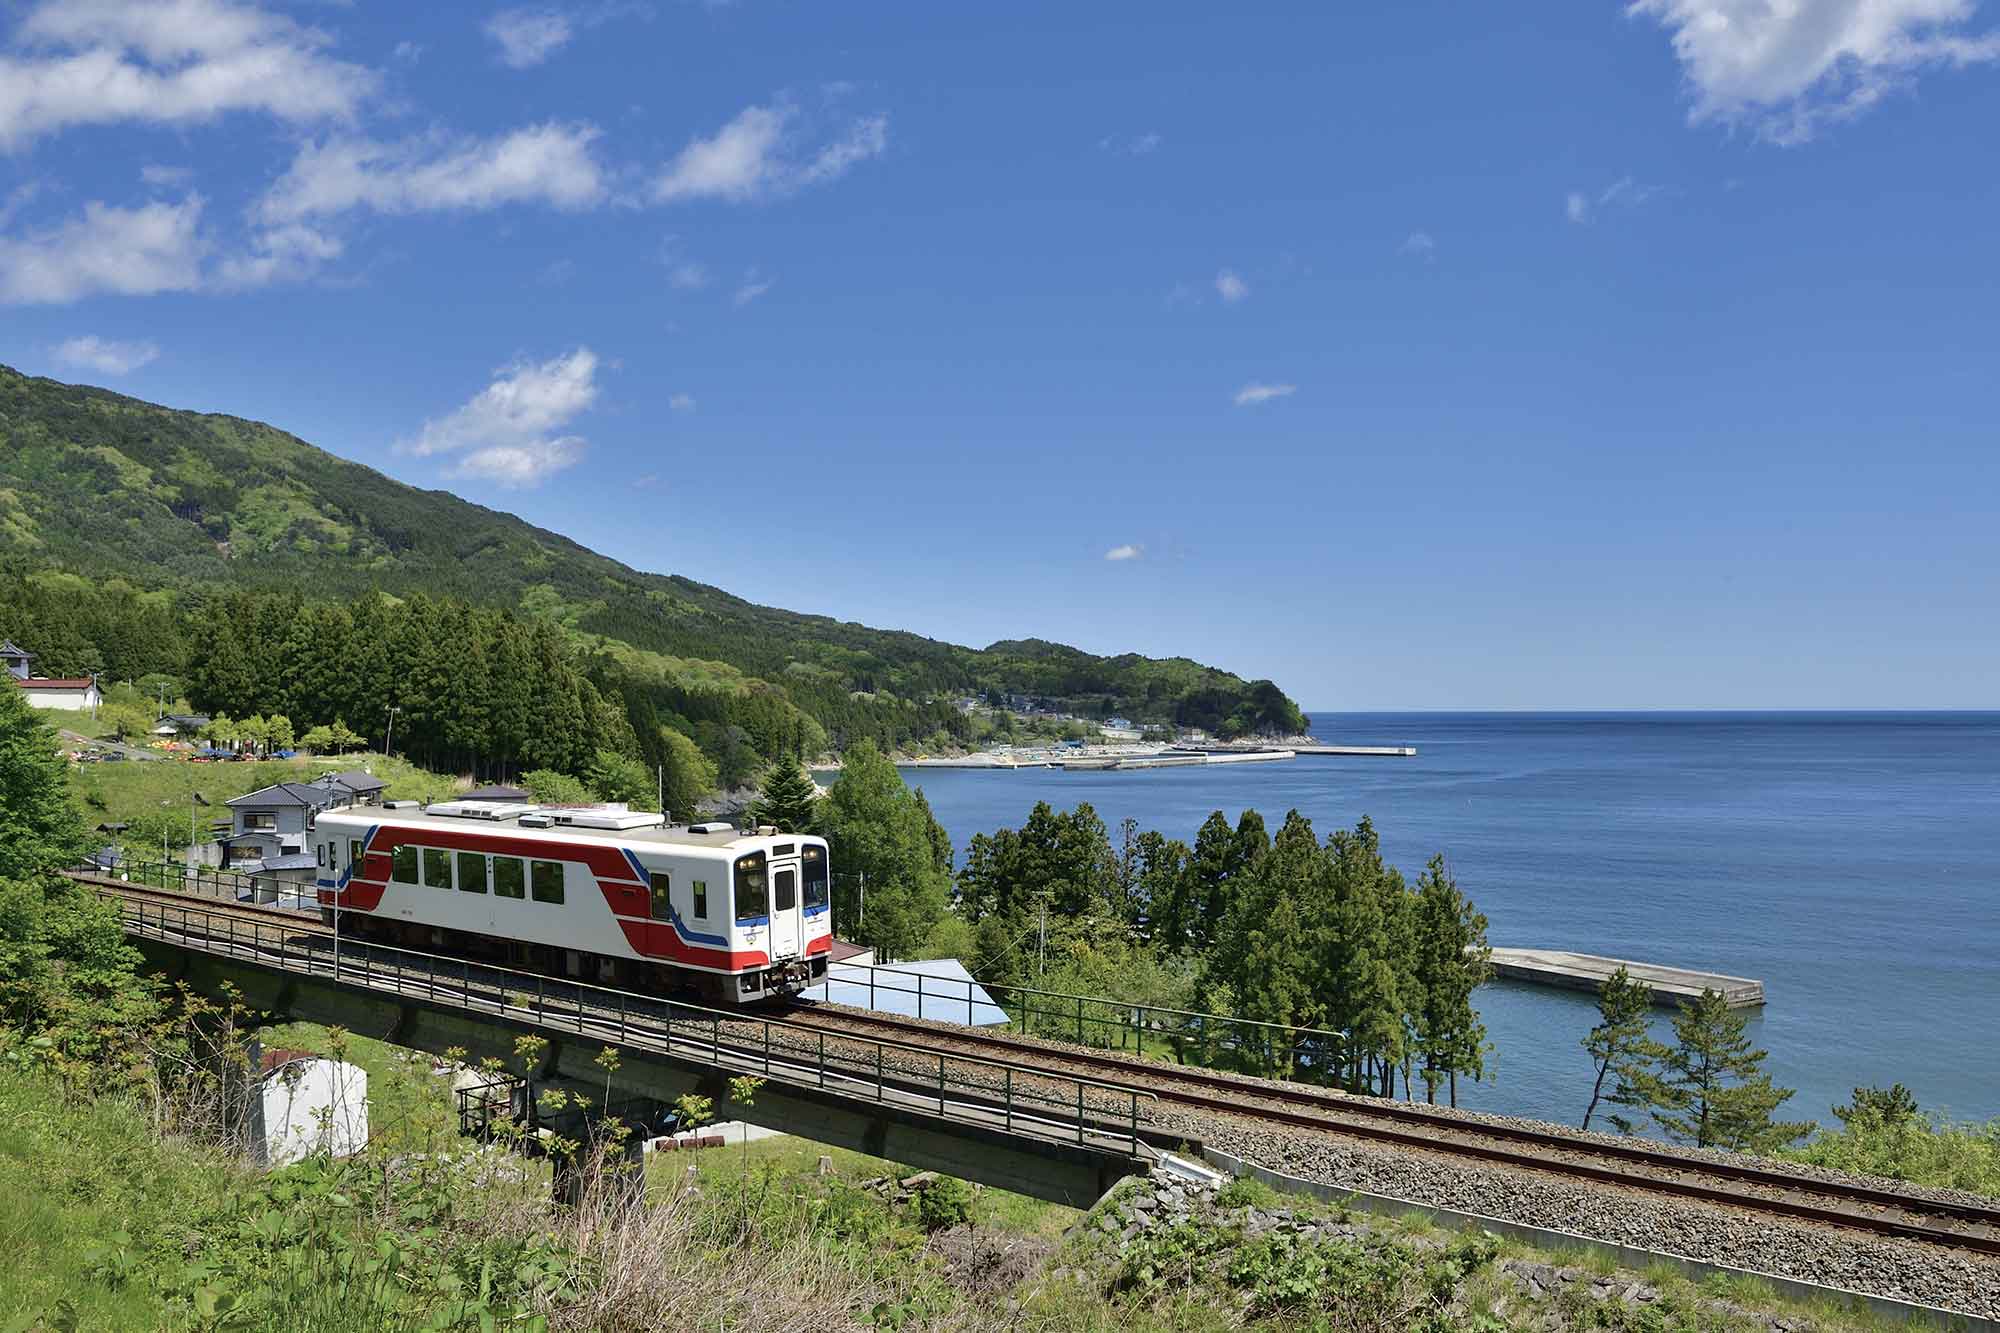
[{"x1": 768, "y1": 852, "x2": 802, "y2": 960}]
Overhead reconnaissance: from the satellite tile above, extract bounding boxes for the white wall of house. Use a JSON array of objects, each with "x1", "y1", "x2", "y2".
[{"x1": 20, "y1": 685, "x2": 99, "y2": 712}]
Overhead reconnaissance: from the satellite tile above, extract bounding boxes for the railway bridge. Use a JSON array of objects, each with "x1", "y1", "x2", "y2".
[{"x1": 71, "y1": 871, "x2": 1155, "y2": 1206}]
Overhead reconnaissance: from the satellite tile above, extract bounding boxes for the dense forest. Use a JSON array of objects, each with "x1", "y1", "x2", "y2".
[{"x1": 0, "y1": 364, "x2": 1308, "y2": 783}]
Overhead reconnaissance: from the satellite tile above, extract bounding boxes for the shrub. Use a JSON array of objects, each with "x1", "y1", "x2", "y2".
[{"x1": 909, "y1": 1175, "x2": 974, "y2": 1233}]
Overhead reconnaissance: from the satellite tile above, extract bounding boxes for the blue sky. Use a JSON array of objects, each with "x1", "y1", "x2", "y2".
[{"x1": 3, "y1": 1, "x2": 1996, "y2": 710}]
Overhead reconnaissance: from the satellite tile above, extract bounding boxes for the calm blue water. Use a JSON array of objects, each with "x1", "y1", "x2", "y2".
[{"x1": 892, "y1": 713, "x2": 2000, "y2": 1130}]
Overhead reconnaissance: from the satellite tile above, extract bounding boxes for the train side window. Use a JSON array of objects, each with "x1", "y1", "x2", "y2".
[
  {"x1": 531, "y1": 859, "x2": 564, "y2": 905},
  {"x1": 649, "y1": 872, "x2": 672, "y2": 921},
  {"x1": 457, "y1": 851, "x2": 488, "y2": 893},
  {"x1": 493, "y1": 858, "x2": 525, "y2": 900},
  {"x1": 422, "y1": 847, "x2": 452, "y2": 889},
  {"x1": 349, "y1": 839, "x2": 364, "y2": 870},
  {"x1": 392, "y1": 844, "x2": 418, "y2": 884},
  {"x1": 692, "y1": 880, "x2": 708, "y2": 919}
]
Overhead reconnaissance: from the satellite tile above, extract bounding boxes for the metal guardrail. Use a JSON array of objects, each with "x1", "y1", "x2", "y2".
[
  {"x1": 825, "y1": 960, "x2": 1347, "y2": 1079},
  {"x1": 102, "y1": 890, "x2": 1154, "y2": 1155}
]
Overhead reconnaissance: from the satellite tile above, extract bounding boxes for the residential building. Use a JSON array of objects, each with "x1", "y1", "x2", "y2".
[
  {"x1": 1, "y1": 640, "x2": 32, "y2": 680},
  {"x1": 223, "y1": 782, "x2": 343, "y2": 867},
  {"x1": 15, "y1": 676, "x2": 101, "y2": 713},
  {"x1": 154, "y1": 714, "x2": 212, "y2": 737},
  {"x1": 311, "y1": 770, "x2": 389, "y2": 807}
]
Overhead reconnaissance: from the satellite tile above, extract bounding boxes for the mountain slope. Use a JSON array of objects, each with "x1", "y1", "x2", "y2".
[{"x1": 0, "y1": 364, "x2": 1305, "y2": 737}]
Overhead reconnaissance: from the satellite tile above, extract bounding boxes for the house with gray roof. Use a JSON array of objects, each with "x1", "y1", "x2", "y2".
[{"x1": 224, "y1": 782, "x2": 343, "y2": 867}]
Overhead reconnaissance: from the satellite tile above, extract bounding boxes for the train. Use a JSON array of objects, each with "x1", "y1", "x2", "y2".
[{"x1": 309, "y1": 797, "x2": 833, "y2": 1005}]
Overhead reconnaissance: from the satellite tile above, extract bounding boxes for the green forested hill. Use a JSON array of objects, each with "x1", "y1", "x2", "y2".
[{"x1": 0, "y1": 364, "x2": 1304, "y2": 773}]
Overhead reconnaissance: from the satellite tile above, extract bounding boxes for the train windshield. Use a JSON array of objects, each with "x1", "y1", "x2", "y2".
[
  {"x1": 734, "y1": 851, "x2": 769, "y2": 924},
  {"x1": 802, "y1": 844, "x2": 828, "y2": 911}
]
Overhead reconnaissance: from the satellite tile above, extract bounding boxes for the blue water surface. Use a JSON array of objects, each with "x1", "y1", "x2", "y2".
[{"x1": 892, "y1": 713, "x2": 2000, "y2": 1129}]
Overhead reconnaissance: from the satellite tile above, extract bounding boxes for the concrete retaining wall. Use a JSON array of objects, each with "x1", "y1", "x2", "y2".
[{"x1": 1199, "y1": 1146, "x2": 1991, "y2": 1332}]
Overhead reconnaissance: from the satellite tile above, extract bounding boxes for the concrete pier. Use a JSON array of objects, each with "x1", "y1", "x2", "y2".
[
  {"x1": 1486, "y1": 949, "x2": 1764, "y2": 1008},
  {"x1": 1289, "y1": 744, "x2": 1418, "y2": 757}
]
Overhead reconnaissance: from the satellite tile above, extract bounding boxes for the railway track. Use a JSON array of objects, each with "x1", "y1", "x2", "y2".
[
  {"x1": 779, "y1": 1001, "x2": 2000, "y2": 1260},
  {"x1": 83, "y1": 876, "x2": 2000, "y2": 1263}
]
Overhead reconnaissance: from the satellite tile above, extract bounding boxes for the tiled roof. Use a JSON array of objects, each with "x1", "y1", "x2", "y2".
[
  {"x1": 15, "y1": 677, "x2": 95, "y2": 689},
  {"x1": 226, "y1": 782, "x2": 342, "y2": 809}
]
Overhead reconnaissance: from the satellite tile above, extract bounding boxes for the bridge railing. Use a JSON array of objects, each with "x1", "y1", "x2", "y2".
[
  {"x1": 76, "y1": 859, "x2": 284, "y2": 906},
  {"x1": 103, "y1": 890, "x2": 1155, "y2": 1155},
  {"x1": 822, "y1": 960, "x2": 1347, "y2": 1081}
]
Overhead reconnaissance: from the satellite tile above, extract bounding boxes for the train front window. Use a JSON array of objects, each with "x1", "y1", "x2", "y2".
[
  {"x1": 774, "y1": 868, "x2": 796, "y2": 912},
  {"x1": 803, "y1": 846, "x2": 828, "y2": 911},
  {"x1": 735, "y1": 852, "x2": 768, "y2": 924}
]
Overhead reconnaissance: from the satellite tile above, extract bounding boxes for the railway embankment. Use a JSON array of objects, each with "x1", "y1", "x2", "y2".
[{"x1": 783, "y1": 1002, "x2": 2000, "y2": 1320}]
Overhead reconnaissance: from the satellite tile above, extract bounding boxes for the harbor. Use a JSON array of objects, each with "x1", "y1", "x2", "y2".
[{"x1": 1487, "y1": 949, "x2": 1766, "y2": 1009}]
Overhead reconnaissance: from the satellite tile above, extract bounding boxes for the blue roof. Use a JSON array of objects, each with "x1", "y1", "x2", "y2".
[{"x1": 804, "y1": 958, "x2": 1010, "y2": 1027}]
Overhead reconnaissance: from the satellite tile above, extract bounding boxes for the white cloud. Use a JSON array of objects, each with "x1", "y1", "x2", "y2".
[
  {"x1": 485, "y1": 8, "x2": 573, "y2": 68},
  {"x1": 212, "y1": 222, "x2": 341, "y2": 289},
  {"x1": 1233, "y1": 381, "x2": 1296, "y2": 407},
  {"x1": 140, "y1": 164, "x2": 194, "y2": 187},
  {"x1": 404, "y1": 347, "x2": 599, "y2": 488},
  {"x1": 653, "y1": 102, "x2": 888, "y2": 203},
  {"x1": 668, "y1": 261, "x2": 708, "y2": 289},
  {"x1": 1104, "y1": 544, "x2": 1143, "y2": 562},
  {"x1": 455, "y1": 437, "x2": 585, "y2": 486},
  {"x1": 1099, "y1": 132, "x2": 1162, "y2": 154},
  {"x1": 1630, "y1": 0, "x2": 2000, "y2": 143},
  {"x1": 1399, "y1": 230, "x2": 1436, "y2": 257},
  {"x1": 733, "y1": 269, "x2": 775, "y2": 305},
  {"x1": 391, "y1": 40, "x2": 424, "y2": 63},
  {"x1": 0, "y1": 196, "x2": 206, "y2": 303},
  {"x1": 0, "y1": 0, "x2": 377, "y2": 150},
  {"x1": 1566, "y1": 176, "x2": 1662, "y2": 224},
  {"x1": 256, "y1": 122, "x2": 608, "y2": 224},
  {"x1": 668, "y1": 392, "x2": 695, "y2": 411},
  {"x1": 52, "y1": 334, "x2": 159, "y2": 375},
  {"x1": 1215, "y1": 268, "x2": 1249, "y2": 303}
]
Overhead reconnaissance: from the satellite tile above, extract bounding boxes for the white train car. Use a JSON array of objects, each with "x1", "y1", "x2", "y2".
[{"x1": 309, "y1": 800, "x2": 832, "y2": 1004}]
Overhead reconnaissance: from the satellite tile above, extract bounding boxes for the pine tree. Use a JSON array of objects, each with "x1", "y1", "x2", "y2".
[
  {"x1": 0, "y1": 685, "x2": 89, "y2": 877},
  {"x1": 749, "y1": 758, "x2": 820, "y2": 833},
  {"x1": 1409, "y1": 855, "x2": 1490, "y2": 1106},
  {"x1": 1650, "y1": 989, "x2": 1813, "y2": 1151},
  {"x1": 1581, "y1": 966, "x2": 1662, "y2": 1132}
]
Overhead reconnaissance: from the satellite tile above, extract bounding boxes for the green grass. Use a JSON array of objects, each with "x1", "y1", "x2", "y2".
[
  {"x1": 0, "y1": 1074, "x2": 239, "y2": 1330},
  {"x1": 69, "y1": 750, "x2": 462, "y2": 835},
  {"x1": 650, "y1": 1132, "x2": 1080, "y2": 1240}
]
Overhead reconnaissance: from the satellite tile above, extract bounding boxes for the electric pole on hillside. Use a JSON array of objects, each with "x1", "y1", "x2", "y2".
[{"x1": 383, "y1": 705, "x2": 402, "y2": 761}]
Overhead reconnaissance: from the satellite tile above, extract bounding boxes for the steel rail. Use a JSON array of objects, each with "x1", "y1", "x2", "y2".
[
  {"x1": 88, "y1": 883, "x2": 1154, "y2": 1154},
  {"x1": 778, "y1": 1004, "x2": 2000, "y2": 1258}
]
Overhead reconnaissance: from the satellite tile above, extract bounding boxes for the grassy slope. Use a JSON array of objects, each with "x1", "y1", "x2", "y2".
[
  {"x1": 69, "y1": 751, "x2": 459, "y2": 833},
  {"x1": 0, "y1": 363, "x2": 1295, "y2": 721}
]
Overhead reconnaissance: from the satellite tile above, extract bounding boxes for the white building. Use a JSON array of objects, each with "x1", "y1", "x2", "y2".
[{"x1": 14, "y1": 676, "x2": 101, "y2": 713}]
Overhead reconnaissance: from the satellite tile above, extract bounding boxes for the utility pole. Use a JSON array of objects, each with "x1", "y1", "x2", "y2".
[
  {"x1": 657, "y1": 764, "x2": 664, "y2": 819},
  {"x1": 383, "y1": 705, "x2": 402, "y2": 761}
]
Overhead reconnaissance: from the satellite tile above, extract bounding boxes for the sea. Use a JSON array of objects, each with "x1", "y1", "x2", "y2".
[{"x1": 892, "y1": 713, "x2": 2000, "y2": 1130}]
